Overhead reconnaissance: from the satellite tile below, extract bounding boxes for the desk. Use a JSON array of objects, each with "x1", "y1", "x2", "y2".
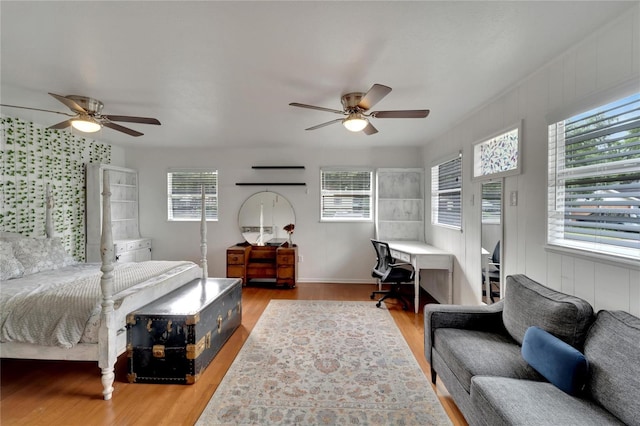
[{"x1": 387, "y1": 240, "x2": 454, "y2": 313}]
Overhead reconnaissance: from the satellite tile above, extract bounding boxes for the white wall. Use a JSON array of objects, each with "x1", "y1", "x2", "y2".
[
  {"x1": 423, "y1": 7, "x2": 640, "y2": 314},
  {"x1": 124, "y1": 145, "x2": 422, "y2": 283}
]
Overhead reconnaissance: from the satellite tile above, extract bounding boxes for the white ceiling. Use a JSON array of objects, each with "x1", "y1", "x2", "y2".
[{"x1": 0, "y1": 1, "x2": 634, "y2": 149}]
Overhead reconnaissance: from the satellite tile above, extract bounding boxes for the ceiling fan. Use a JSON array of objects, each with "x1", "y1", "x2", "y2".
[
  {"x1": 289, "y1": 83, "x2": 429, "y2": 135},
  {"x1": 0, "y1": 93, "x2": 161, "y2": 137}
]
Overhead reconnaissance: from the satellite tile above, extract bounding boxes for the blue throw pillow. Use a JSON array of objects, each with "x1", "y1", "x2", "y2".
[{"x1": 521, "y1": 326, "x2": 589, "y2": 396}]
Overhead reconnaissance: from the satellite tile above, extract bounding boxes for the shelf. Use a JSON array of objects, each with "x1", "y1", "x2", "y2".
[
  {"x1": 111, "y1": 183, "x2": 137, "y2": 188},
  {"x1": 236, "y1": 182, "x2": 306, "y2": 186},
  {"x1": 251, "y1": 166, "x2": 305, "y2": 170},
  {"x1": 111, "y1": 199, "x2": 137, "y2": 203}
]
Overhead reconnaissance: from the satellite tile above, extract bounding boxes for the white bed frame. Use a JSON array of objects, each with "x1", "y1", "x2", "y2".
[{"x1": 1, "y1": 172, "x2": 208, "y2": 400}]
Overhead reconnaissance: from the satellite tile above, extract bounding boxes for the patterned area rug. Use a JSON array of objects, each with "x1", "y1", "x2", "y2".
[{"x1": 196, "y1": 300, "x2": 451, "y2": 425}]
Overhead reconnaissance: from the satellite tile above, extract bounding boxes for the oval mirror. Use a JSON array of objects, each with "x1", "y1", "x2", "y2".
[{"x1": 238, "y1": 192, "x2": 295, "y2": 245}]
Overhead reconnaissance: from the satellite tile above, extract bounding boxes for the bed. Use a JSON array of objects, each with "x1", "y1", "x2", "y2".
[{"x1": 0, "y1": 171, "x2": 209, "y2": 400}]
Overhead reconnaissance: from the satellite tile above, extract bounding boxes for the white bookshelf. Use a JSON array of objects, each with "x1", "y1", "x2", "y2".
[
  {"x1": 85, "y1": 164, "x2": 151, "y2": 262},
  {"x1": 376, "y1": 168, "x2": 424, "y2": 242}
]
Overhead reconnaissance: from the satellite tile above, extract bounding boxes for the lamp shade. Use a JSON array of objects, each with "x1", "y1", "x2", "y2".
[
  {"x1": 342, "y1": 113, "x2": 368, "y2": 132},
  {"x1": 71, "y1": 117, "x2": 102, "y2": 133}
]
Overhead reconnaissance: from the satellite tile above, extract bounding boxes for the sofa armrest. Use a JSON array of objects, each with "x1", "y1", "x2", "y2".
[{"x1": 424, "y1": 301, "x2": 505, "y2": 365}]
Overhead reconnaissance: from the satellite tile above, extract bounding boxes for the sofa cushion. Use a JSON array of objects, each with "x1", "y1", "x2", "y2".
[
  {"x1": 433, "y1": 328, "x2": 541, "y2": 393},
  {"x1": 584, "y1": 310, "x2": 640, "y2": 426},
  {"x1": 502, "y1": 274, "x2": 594, "y2": 348},
  {"x1": 521, "y1": 326, "x2": 589, "y2": 396},
  {"x1": 471, "y1": 376, "x2": 625, "y2": 426}
]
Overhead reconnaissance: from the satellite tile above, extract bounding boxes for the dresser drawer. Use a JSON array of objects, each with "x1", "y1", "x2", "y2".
[
  {"x1": 227, "y1": 265, "x2": 245, "y2": 278},
  {"x1": 277, "y1": 265, "x2": 295, "y2": 279},
  {"x1": 276, "y1": 254, "x2": 295, "y2": 265},
  {"x1": 127, "y1": 239, "x2": 151, "y2": 251},
  {"x1": 227, "y1": 253, "x2": 245, "y2": 265}
]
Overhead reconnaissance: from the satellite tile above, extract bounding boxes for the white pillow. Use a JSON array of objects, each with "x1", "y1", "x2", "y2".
[
  {"x1": 12, "y1": 237, "x2": 76, "y2": 275},
  {"x1": 0, "y1": 240, "x2": 25, "y2": 280}
]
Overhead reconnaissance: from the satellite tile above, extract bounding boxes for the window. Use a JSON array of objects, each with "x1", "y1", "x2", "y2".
[
  {"x1": 320, "y1": 169, "x2": 373, "y2": 221},
  {"x1": 167, "y1": 169, "x2": 218, "y2": 221},
  {"x1": 473, "y1": 124, "x2": 521, "y2": 180},
  {"x1": 548, "y1": 93, "x2": 640, "y2": 260},
  {"x1": 431, "y1": 154, "x2": 462, "y2": 229}
]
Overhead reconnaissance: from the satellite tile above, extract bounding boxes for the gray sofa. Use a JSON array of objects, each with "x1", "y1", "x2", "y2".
[{"x1": 424, "y1": 274, "x2": 640, "y2": 426}]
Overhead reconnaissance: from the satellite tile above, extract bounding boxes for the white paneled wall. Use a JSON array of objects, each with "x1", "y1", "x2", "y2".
[
  {"x1": 423, "y1": 6, "x2": 640, "y2": 313},
  {"x1": 124, "y1": 146, "x2": 422, "y2": 284}
]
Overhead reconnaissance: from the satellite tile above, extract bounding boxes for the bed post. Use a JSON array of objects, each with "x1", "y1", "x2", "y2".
[
  {"x1": 98, "y1": 169, "x2": 117, "y2": 400},
  {"x1": 45, "y1": 184, "x2": 54, "y2": 238},
  {"x1": 200, "y1": 185, "x2": 208, "y2": 279}
]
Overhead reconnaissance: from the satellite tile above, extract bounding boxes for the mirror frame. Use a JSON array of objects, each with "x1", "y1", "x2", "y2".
[
  {"x1": 238, "y1": 191, "x2": 295, "y2": 246},
  {"x1": 480, "y1": 178, "x2": 504, "y2": 304}
]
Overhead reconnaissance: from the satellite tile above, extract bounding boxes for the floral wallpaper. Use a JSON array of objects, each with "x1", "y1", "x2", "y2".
[{"x1": 0, "y1": 116, "x2": 111, "y2": 261}]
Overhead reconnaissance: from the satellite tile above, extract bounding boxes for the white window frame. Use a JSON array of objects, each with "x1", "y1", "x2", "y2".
[
  {"x1": 167, "y1": 169, "x2": 218, "y2": 222},
  {"x1": 431, "y1": 153, "x2": 463, "y2": 230},
  {"x1": 547, "y1": 90, "x2": 640, "y2": 262},
  {"x1": 472, "y1": 121, "x2": 522, "y2": 181},
  {"x1": 320, "y1": 168, "x2": 373, "y2": 222}
]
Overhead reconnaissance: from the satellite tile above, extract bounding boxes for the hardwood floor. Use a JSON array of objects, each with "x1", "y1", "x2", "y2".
[{"x1": 0, "y1": 283, "x2": 467, "y2": 425}]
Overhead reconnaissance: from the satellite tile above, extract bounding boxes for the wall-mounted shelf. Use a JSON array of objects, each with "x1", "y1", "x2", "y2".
[
  {"x1": 251, "y1": 166, "x2": 305, "y2": 170},
  {"x1": 236, "y1": 182, "x2": 306, "y2": 186}
]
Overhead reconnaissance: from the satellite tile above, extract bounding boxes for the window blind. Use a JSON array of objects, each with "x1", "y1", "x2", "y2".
[
  {"x1": 320, "y1": 169, "x2": 372, "y2": 220},
  {"x1": 548, "y1": 93, "x2": 640, "y2": 259},
  {"x1": 167, "y1": 170, "x2": 218, "y2": 221},
  {"x1": 431, "y1": 155, "x2": 462, "y2": 228},
  {"x1": 482, "y1": 181, "x2": 502, "y2": 224}
]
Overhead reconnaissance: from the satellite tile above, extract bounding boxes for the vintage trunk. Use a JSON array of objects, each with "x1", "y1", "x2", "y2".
[{"x1": 127, "y1": 277, "x2": 242, "y2": 384}]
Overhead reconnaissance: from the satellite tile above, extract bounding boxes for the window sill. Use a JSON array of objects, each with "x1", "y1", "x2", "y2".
[
  {"x1": 544, "y1": 244, "x2": 640, "y2": 270},
  {"x1": 432, "y1": 223, "x2": 462, "y2": 232}
]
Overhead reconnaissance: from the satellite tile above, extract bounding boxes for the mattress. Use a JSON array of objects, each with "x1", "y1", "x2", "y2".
[{"x1": 0, "y1": 261, "x2": 200, "y2": 348}]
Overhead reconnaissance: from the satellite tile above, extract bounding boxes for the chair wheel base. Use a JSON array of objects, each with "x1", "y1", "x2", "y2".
[{"x1": 376, "y1": 301, "x2": 382, "y2": 308}]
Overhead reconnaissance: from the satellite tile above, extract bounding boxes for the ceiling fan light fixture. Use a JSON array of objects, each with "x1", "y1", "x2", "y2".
[
  {"x1": 343, "y1": 113, "x2": 368, "y2": 132},
  {"x1": 71, "y1": 116, "x2": 102, "y2": 133}
]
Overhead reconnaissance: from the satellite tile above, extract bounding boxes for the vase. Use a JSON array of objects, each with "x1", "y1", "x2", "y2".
[{"x1": 288, "y1": 234, "x2": 293, "y2": 246}]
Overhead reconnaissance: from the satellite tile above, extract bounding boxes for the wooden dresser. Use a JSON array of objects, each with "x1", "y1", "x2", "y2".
[{"x1": 226, "y1": 243, "x2": 297, "y2": 288}]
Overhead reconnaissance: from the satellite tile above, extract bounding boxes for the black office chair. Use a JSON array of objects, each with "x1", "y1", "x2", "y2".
[
  {"x1": 369, "y1": 239, "x2": 415, "y2": 310},
  {"x1": 482, "y1": 241, "x2": 501, "y2": 302}
]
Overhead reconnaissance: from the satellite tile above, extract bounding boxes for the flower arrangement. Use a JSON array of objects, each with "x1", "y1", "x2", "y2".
[{"x1": 283, "y1": 223, "x2": 295, "y2": 245}]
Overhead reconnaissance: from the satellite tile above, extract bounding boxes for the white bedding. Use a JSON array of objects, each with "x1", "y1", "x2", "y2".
[{"x1": 0, "y1": 261, "x2": 197, "y2": 348}]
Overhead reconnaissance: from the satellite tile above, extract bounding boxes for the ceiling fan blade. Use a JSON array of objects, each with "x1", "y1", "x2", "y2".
[
  {"x1": 371, "y1": 110, "x2": 430, "y2": 119},
  {"x1": 102, "y1": 115, "x2": 161, "y2": 125},
  {"x1": 48, "y1": 119, "x2": 73, "y2": 130},
  {"x1": 358, "y1": 84, "x2": 392, "y2": 111},
  {"x1": 289, "y1": 102, "x2": 345, "y2": 115},
  {"x1": 305, "y1": 118, "x2": 343, "y2": 131},
  {"x1": 102, "y1": 121, "x2": 144, "y2": 137},
  {"x1": 48, "y1": 93, "x2": 87, "y2": 114},
  {"x1": 362, "y1": 122, "x2": 378, "y2": 135}
]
